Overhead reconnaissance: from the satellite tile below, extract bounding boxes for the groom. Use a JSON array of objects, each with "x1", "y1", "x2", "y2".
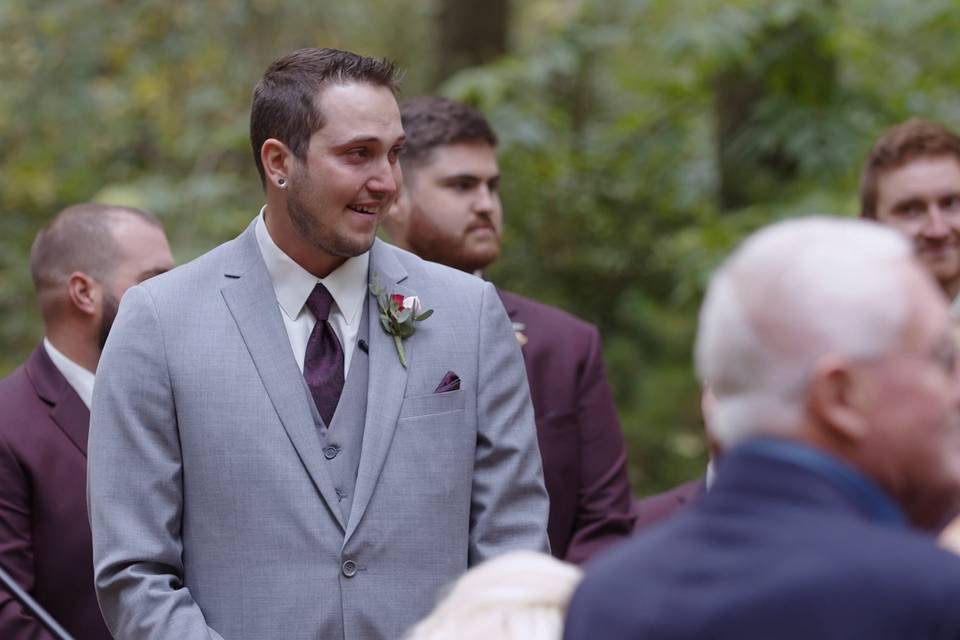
[{"x1": 87, "y1": 48, "x2": 549, "y2": 640}]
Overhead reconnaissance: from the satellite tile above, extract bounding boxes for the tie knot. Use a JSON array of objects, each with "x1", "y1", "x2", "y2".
[{"x1": 305, "y1": 283, "x2": 334, "y2": 321}]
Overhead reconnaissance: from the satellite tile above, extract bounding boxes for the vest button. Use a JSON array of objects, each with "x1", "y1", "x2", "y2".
[
  {"x1": 342, "y1": 559, "x2": 358, "y2": 578},
  {"x1": 323, "y1": 446, "x2": 339, "y2": 460}
]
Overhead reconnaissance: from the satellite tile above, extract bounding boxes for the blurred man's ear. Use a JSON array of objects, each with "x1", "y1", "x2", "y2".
[
  {"x1": 700, "y1": 384, "x2": 723, "y2": 460},
  {"x1": 807, "y1": 355, "x2": 870, "y2": 443},
  {"x1": 66, "y1": 271, "x2": 100, "y2": 318}
]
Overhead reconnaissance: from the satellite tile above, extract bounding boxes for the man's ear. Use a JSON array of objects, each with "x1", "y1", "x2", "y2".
[
  {"x1": 807, "y1": 355, "x2": 870, "y2": 442},
  {"x1": 261, "y1": 138, "x2": 294, "y2": 190},
  {"x1": 66, "y1": 271, "x2": 99, "y2": 317}
]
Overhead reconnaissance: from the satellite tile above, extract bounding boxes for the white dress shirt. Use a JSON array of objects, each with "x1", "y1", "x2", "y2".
[
  {"x1": 44, "y1": 337, "x2": 96, "y2": 408},
  {"x1": 254, "y1": 208, "x2": 368, "y2": 376}
]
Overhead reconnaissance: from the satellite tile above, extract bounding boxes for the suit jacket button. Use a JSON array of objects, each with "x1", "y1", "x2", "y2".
[
  {"x1": 323, "y1": 446, "x2": 339, "y2": 460},
  {"x1": 342, "y1": 560, "x2": 358, "y2": 578}
]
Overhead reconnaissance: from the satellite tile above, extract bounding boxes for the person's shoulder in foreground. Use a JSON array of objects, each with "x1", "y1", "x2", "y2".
[
  {"x1": 566, "y1": 441, "x2": 960, "y2": 640},
  {"x1": 565, "y1": 215, "x2": 960, "y2": 639}
]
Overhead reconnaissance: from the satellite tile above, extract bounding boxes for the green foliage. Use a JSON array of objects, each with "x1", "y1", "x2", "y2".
[
  {"x1": 0, "y1": 0, "x2": 433, "y2": 372},
  {"x1": 442, "y1": 0, "x2": 960, "y2": 491},
  {"x1": 2, "y1": 0, "x2": 959, "y2": 493}
]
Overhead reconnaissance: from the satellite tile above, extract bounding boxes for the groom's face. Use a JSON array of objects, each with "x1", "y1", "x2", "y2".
[{"x1": 286, "y1": 81, "x2": 405, "y2": 261}]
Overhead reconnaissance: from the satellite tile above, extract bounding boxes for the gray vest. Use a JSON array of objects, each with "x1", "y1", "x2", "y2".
[{"x1": 308, "y1": 298, "x2": 370, "y2": 522}]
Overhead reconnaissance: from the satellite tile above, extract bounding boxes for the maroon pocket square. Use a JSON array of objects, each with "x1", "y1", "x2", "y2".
[{"x1": 434, "y1": 371, "x2": 461, "y2": 393}]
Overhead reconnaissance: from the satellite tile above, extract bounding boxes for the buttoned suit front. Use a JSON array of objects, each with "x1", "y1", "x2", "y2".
[{"x1": 87, "y1": 224, "x2": 549, "y2": 640}]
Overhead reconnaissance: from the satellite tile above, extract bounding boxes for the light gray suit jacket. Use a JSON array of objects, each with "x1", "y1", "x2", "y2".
[{"x1": 87, "y1": 224, "x2": 549, "y2": 640}]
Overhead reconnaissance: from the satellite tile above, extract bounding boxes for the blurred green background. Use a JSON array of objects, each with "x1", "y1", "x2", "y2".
[{"x1": 3, "y1": 0, "x2": 959, "y2": 494}]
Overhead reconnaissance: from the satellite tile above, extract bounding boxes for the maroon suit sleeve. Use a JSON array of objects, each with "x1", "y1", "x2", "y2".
[
  {"x1": 563, "y1": 326, "x2": 635, "y2": 564},
  {"x1": 0, "y1": 435, "x2": 57, "y2": 640}
]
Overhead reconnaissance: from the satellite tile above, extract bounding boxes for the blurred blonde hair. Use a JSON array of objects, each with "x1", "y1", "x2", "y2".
[{"x1": 405, "y1": 551, "x2": 583, "y2": 640}]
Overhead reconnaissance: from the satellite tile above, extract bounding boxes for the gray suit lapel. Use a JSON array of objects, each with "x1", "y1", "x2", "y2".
[
  {"x1": 220, "y1": 226, "x2": 347, "y2": 531},
  {"x1": 345, "y1": 240, "x2": 413, "y2": 541}
]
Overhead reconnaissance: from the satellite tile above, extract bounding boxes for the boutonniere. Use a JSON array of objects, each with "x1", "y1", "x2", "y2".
[{"x1": 370, "y1": 279, "x2": 433, "y2": 368}]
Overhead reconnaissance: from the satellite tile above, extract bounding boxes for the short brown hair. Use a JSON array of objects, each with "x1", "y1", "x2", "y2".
[
  {"x1": 399, "y1": 96, "x2": 498, "y2": 167},
  {"x1": 860, "y1": 118, "x2": 960, "y2": 218},
  {"x1": 250, "y1": 48, "x2": 401, "y2": 188},
  {"x1": 30, "y1": 203, "x2": 162, "y2": 292}
]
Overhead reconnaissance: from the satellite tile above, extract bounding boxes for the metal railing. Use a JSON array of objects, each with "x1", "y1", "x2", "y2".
[{"x1": 0, "y1": 562, "x2": 75, "y2": 640}]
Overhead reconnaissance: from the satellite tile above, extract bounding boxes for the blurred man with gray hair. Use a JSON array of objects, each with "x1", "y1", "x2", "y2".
[{"x1": 565, "y1": 216, "x2": 960, "y2": 639}]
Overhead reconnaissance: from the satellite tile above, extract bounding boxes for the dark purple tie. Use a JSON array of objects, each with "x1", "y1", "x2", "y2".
[{"x1": 303, "y1": 283, "x2": 344, "y2": 427}]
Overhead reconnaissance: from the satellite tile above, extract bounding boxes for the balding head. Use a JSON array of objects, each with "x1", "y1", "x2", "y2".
[
  {"x1": 30, "y1": 204, "x2": 163, "y2": 297},
  {"x1": 30, "y1": 203, "x2": 173, "y2": 370}
]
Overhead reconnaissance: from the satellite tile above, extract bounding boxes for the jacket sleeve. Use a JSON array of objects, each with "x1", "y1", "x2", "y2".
[
  {"x1": 563, "y1": 325, "x2": 635, "y2": 564},
  {"x1": 468, "y1": 281, "x2": 551, "y2": 563},
  {"x1": 0, "y1": 435, "x2": 58, "y2": 640},
  {"x1": 87, "y1": 285, "x2": 224, "y2": 640}
]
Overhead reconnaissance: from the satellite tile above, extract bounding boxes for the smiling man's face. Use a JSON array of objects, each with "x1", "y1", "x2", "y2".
[
  {"x1": 874, "y1": 155, "x2": 960, "y2": 300},
  {"x1": 395, "y1": 141, "x2": 502, "y2": 273},
  {"x1": 285, "y1": 81, "x2": 405, "y2": 270}
]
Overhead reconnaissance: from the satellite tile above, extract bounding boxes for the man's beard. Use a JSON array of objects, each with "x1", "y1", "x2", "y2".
[
  {"x1": 287, "y1": 182, "x2": 377, "y2": 259},
  {"x1": 98, "y1": 290, "x2": 120, "y2": 352},
  {"x1": 407, "y1": 210, "x2": 500, "y2": 273}
]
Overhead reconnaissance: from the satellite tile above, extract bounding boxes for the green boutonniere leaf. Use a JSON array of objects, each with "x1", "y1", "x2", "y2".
[{"x1": 369, "y1": 279, "x2": 433, "y2": 369}]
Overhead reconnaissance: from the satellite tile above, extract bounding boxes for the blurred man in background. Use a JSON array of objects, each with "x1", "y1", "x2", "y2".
[
  {"x1": 565, "y1": 217, "x2": 960, "y2": 639},
  {"x1": 0, "y1": 203, "x2": 173, "y2": 639},
  {"x1": 861, "y1": 117, "x2": 960, "y2": 311},
  {"x1": 384, "y1": 96, "x2": 635, "y2": 563}
]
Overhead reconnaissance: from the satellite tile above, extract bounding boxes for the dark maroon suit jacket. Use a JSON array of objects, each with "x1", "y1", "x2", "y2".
[
  {"x1": 0, "y1": 345, "x2": 110, "y2": 639},
  {"x1": 498, "y1": 290, "x2": 634, "y2": 563},
  {"x1": 632, "y1": 478, "x2": 704, "y2": 531}
]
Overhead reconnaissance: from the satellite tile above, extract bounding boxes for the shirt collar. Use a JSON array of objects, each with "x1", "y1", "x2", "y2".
[
  {"x1": 43, "y1": 337, "x2": 95, "y2": 409},
  {"x1": 254, "y1": 207, "x2": 368, "y2": 325}
]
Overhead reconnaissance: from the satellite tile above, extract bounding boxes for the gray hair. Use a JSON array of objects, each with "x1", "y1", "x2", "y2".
[{"x1": 695, "y1": 216, "x2": 913, "y2": 446}]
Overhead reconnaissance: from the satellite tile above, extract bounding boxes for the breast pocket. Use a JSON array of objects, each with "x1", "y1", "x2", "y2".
[{"x1": 398, "y1": 389, "x2": 465, "y2": 419}]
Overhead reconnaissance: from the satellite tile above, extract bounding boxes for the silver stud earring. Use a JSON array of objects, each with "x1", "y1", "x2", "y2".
[{"x1": 278, "y1": 177, "x2": 286, "y2": 188}]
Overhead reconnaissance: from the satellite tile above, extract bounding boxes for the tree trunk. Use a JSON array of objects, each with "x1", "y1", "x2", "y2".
[
  {"x1": 434, "y1": 0, "x2": 509, "y2": 84},
  {"x1": 713, "y1": 9, "x2": 837, "y2": 211}
]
